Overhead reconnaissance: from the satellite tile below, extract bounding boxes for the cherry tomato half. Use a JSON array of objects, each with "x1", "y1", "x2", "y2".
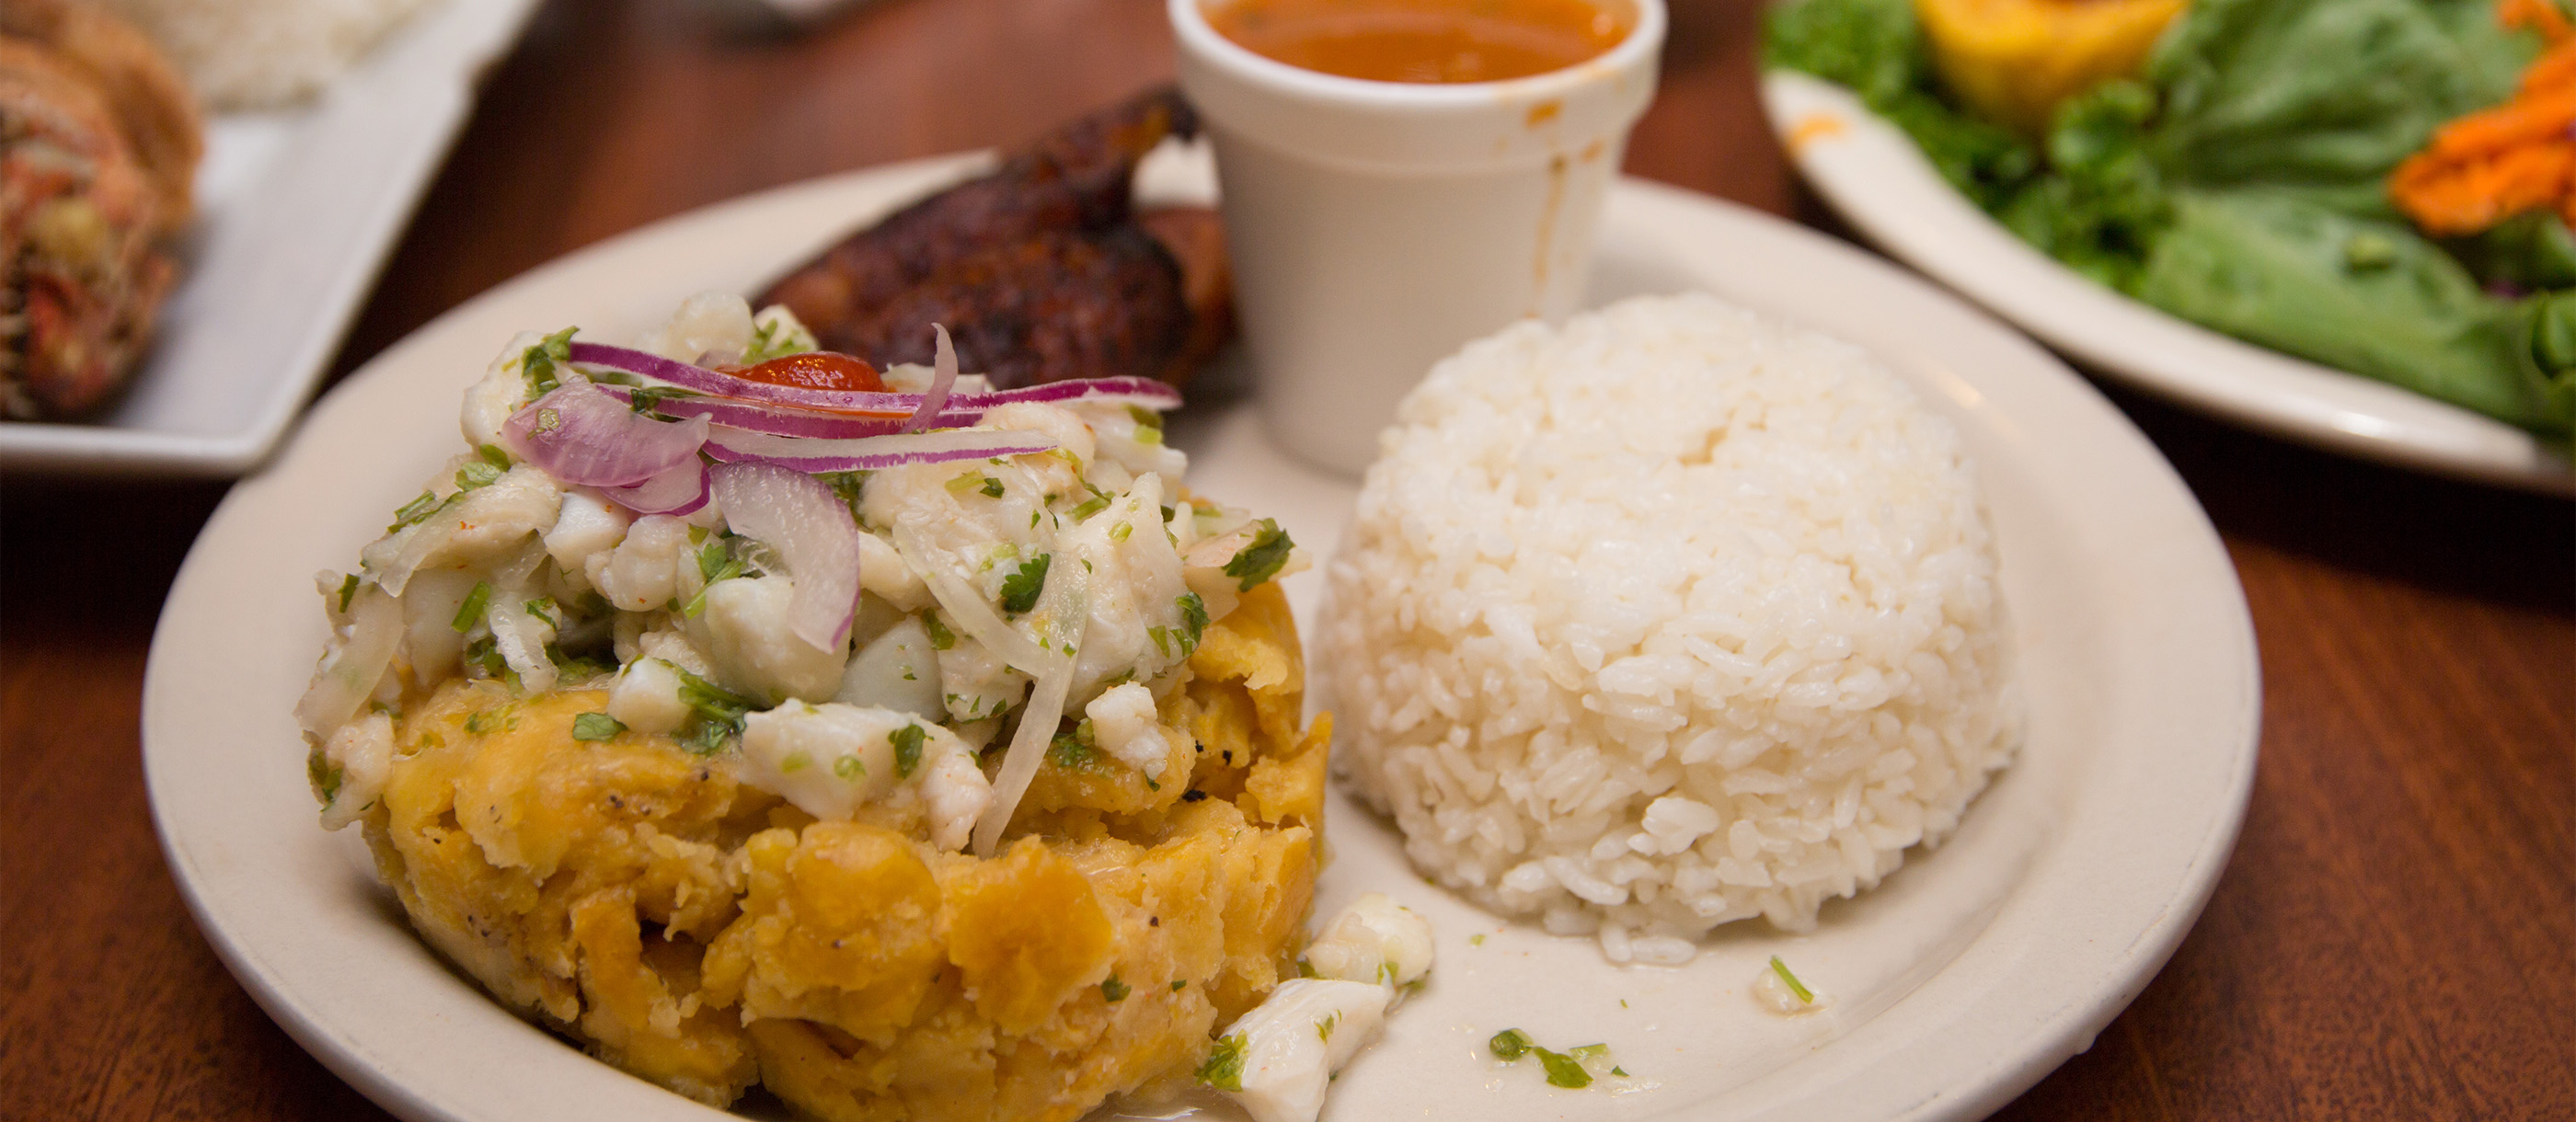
[{"x1": 730, "y1": 351, "x2": 884, "y2": 393}]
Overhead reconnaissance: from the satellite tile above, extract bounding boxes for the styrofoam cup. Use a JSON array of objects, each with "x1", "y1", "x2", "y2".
[{"x1": 1172, "y1": 0, "x2": 1664, "y2": 475}]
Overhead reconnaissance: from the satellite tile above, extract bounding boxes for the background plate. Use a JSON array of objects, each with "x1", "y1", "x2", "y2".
[
  {"x1": 1761, "y1": 70, "x2": 2575, "y2": 496},
  {"x1": 0, "y1": 0, "x2": 542, "y2": 477},
  {"x1": 146, "y1": 153, "x2": 2260, "y2": 1122}
]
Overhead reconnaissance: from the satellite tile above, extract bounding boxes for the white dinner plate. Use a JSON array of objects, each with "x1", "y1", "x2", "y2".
[
  {"x1": 145, "y1": 150, "x2": 2260, "y2": 1122},
  {"x1": 1761, "y1": 70, "x2": 2576, "y2": 496},
  {"x1": 0, "y1": 0, "x2": 542, "y2": 477}
]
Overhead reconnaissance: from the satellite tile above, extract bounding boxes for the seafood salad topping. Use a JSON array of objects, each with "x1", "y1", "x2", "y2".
[{"x1": 297, "y1": 292, "x2": 1300, "y2": 857}]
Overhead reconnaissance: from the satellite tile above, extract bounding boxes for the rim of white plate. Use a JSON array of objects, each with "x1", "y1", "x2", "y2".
[{"x1": 1762, "y1": 69, "x2": 2575, "y2": 497}]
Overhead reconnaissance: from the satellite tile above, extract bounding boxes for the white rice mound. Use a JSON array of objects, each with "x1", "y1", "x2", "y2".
[{"x1": 1319, "y1": 292, "x2": 2021, "y2": 965}]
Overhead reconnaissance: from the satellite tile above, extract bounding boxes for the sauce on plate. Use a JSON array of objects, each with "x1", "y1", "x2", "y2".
[{"x1": 1208, "y1": 0, "x2": 1632, "y2": 84}]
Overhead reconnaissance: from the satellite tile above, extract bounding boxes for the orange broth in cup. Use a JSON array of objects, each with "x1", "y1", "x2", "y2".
[{"x1": 1207, "y1": 0, "x2": 1632, "y2": 84}]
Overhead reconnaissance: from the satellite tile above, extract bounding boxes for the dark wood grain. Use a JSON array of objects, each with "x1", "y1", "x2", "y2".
[{"x1": 4, "y1": 0, "x2": 2570, "y2": 1118}]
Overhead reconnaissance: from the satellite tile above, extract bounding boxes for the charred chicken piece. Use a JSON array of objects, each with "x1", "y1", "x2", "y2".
[
  {"x1": 2, "y1": 0, "x2": 201, "y2": 421},
  {"x1": 760, "y1": 85, "x2": 1236, "y2": 389}
]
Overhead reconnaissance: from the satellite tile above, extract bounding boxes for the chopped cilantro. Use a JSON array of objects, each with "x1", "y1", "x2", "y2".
[
  {"x1": 626, "y1": 384, "x2": 700, "y2": 415},
  {"x1": 1222, "y1": 520, "x2": 1293, "y2": 590},
  {"x1": 1538, "y1": 1048, "x2": 1593, "y2": 1089},
  {"x1": 669, "y1": 664, "x2": 758, "y2": 753},
  {"x1": 1491, "y1": 1029, "x2": 1603, "y2": 1088},
  {"x1": 1317, "y1": 1012, "x2": 1340, "y2": 1041},
  {"x1": 696, "y1": 537, "x2": 735, "y2": 582},
  {"x1": 307, "y1": 749, "x2": 343, "y2": 804},
  {"x1": 891, "y1": 724, "x2": 926, "y2": 778},
  {"x1": 981, "y1": 476, "x2": 1006, "y2": 498},
  {"x1": 833, "y1": 754, "x2": 865, "y2": 780},
  {"x1": 684, "y1": 537, "x2": 748, "y2": 617},
  {"x1": 1101, "y1": 975, "x2": 1130, "y2": 1002},
  {"x1": 335, "y1": 574, "x2": 360, "y2": 614},
  {"x1": 570, "y1": 713, "x2": 626, "y2": 741},
  {"x1": 452, "y1": 582, "x2": 492, "y2": 633},
  {"x1": 920, "y1": 611, "x2": 956, "y2": 650},
  {"x1": 1049, "y1": 728, "x2": 1100, "y2": 771},
  {"x1": 742, "y1": 313, "x2": 816, "y2": 362},
  {"x1": 1196, "y1": 1032, "x2": 1247, "y2": 1092},
  {"x1": 520, "y1": 326, "x2": 577, "y2": 396},
  {"x1": 820, "y1": 471, "x2": 869, "y2": 516},
  {"x1": 1175, "y1": 593, "x2": 1209, "y2": 654},
  {"x1": 998, "y1": 554, "x2": 1051, "y2": 615},
  {"x1": 461, "y1": 636, "x2": 511, "y2": 682},
  {"x1": 1768, "y1": 956, "x2": 1814, "y2": 1004},
  {"x1": 548, "y1": 648, "x2": 615, "y2": 680},
  {"x1": 1172, "y1": 979, "x2": 1188, "y2": 991},
  {"x1": 386, "y1": 490, "x2": 442, "y2": 532}
]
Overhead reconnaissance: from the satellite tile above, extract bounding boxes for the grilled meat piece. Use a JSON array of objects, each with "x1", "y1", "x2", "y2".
[
  {"x1": 825, "y1": 225, "x2": 1194, "y2": 388},
  {"x1": 760, "y1": 86, "x2": 1235, "y2": 389},
  {"x1": 2, "y1": 0, "x2": 199, "y2": 421}
]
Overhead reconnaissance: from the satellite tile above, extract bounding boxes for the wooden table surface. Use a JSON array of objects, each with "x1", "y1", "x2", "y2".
[{"x1": 4, "y1": 0, "x2": 2570, "y2": 1117}]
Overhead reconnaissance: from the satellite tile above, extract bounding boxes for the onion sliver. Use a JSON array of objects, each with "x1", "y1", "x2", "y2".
[
  {"x1": 572, "y1": 342, "x2": 917, "y2": 417},
  {"x1": 891, "y1": 523, "x2": 1058, "y2": 675},
  {"x1": 971, "y1": 559, "x2": 1088, "y2": 857},
  {"x1": 599, "y1": 386, "x2": 913, "y2": 440},
  {"x1": 705, "y1": 428, "x2": 1057, "y2": 473},
  {"x1": 943, "y1": 376, "x2": 1180, "y2": 413},
  {"x1": 903, "y1": 325, "x2": 960, "y2": 433},
  {"x1": 709, "y1": 462, "x2": 862, "y2": 652},
  {"x1": 571, "y1": 341, "x2": 1184, "y2": 420},
  {"x1": 295, "y1": 585, "x2": 403, "y2": 739},
  {"x1": 602, "y1": 460, "x2": 711, "y2": 516},
  {"x1": 504, "y1": 380, "x2": 709, "y2": 487}
]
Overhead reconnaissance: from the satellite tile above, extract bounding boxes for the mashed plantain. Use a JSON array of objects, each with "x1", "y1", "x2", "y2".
[
  {"x1": 362, "y1": 587, "x2": 1321, "y2": 1120},
  {"x1": 302, "y1": 296, "x2": 1328, "y2": 1121}
]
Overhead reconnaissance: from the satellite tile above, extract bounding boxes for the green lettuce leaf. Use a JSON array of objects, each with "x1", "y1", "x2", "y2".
[
  {"x1": 1765, "y1": 0, "x2": 2037, "y2": 209},
  {"x1": 2145, "y1": 0, "x2": 2531, "y2": 200},
  {"x1": 2137, "y1": 191, "x2": 2568, "y2": 429}
]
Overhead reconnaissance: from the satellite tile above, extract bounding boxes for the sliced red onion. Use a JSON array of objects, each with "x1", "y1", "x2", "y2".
[
  {"x1": 570, "y1": 342, "x2": 918, "y2": 417},
  {"x1": 598, "y1": 385, "x2": 914, "y2": 440},
  {"x1": 704, "y1": 427, "x2": 1057, "y2": 473},
  {"x1": 903, "y1": 325, "x2": 960, "y2": 433},
  {"x1": 571, "y1": 341, "x2": 1183, "y2": 419},
  {"x1": 503, "y1": 379, "x2": 709, "y2": 487},
  {"x1": 602, "y1": 460, "x2": 711, "y2": 516},
  {"x1": 944, "y1": 376, "x2": 1181, "y2": 413},
  {"x1": 709, "y1": 462, "x2": 861, "y2": 651}
]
